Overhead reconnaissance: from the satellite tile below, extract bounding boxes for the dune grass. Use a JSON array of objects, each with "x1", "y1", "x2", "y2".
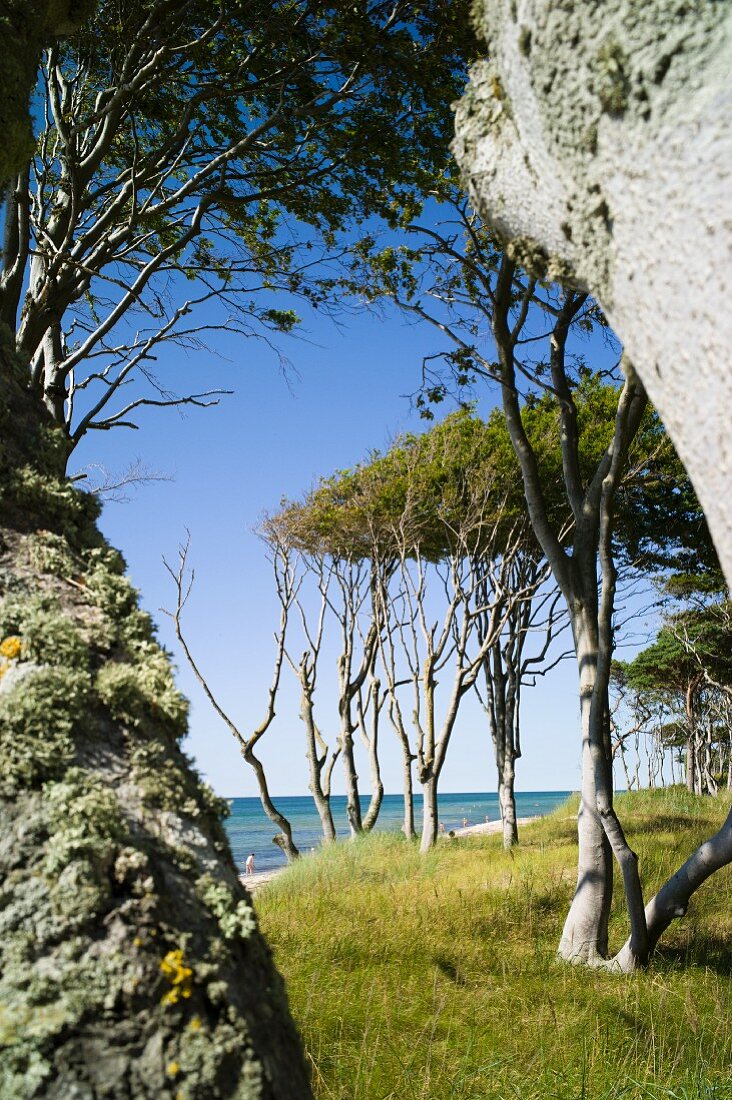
[{"x1": 257, "y1": 789, "x2": 732, "y2": 1100}]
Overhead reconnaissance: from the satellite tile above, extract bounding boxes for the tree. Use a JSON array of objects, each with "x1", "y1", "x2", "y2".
[
  {"x1": 1, "y1": 0, "x2": 474, "y2": 471},
  {"x1": 618, "y1": 599, "x2": 732, "y2": 796},
  {"x1": 453, "y1": 0, "x2": 732, "y2": 589},
  {"x1": 475, "y1": 551, "x2": 567, "y2": 846},
  {"x1": 355, "y1": 190, "x2": 727, "y2": 967},
  {"x1": 0, "y1": 12, "x2": 312, "y2": 1091},
  {"x1": 273, "y1": 409, "x2": 554, "y2": 850},
  {"x1": 164, "y1": 535, "x2": 302, "y2": 862}
]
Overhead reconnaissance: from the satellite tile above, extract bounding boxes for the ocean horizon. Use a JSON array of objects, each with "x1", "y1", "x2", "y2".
[{"x1": 224, "y1": 790, "x2": 574, "y2": 874}]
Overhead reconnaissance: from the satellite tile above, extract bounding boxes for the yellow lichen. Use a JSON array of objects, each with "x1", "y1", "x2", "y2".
[
  {"x1": 166, "y1": 1061, "x2": 181, "y2": 1078},
  {"x1": 188, "y1": 1015, "x2": 202, "y2": 1032},
  {"x1": 0, "y1": 636, "x2": 22, "y2": 660},
  {"x1": 160, "y1": 949, "x2": 193, "y2": 1005}
]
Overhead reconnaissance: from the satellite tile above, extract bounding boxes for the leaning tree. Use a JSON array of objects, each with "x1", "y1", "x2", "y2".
[
  {"x1": 354, "y1": 187, "x2": 726, "y2": 969},
  {"x1": 1, "y1": 0, "x2": 475, "y2": 473},
  {"x1": 271, "y1": 408, "x2": 563, "y2": 849}
]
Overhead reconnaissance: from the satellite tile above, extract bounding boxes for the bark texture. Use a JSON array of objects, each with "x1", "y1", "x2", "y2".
[
  {"x1": 454, "y1": 0, "x2": 732, "y2": 585},
  {"x1": 0, "y1": 346, "x2": 311, "y2": 1097}
]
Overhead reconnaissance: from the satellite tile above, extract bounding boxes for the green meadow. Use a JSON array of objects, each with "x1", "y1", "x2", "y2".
[{"x1": 258, "y1": 789, "x2": 732, "y2": 1100}]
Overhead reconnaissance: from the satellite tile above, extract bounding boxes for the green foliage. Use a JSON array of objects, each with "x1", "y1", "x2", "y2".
[
  {"x1": 268, "y1": 406, "x2": 534, "y2": 563},
  {"x1": 13, "y1": 0, "x2": 478, "y2": 449},
  {"x1": 623, "y1": 603, "x2": 732, "y2": 698},
  {"x1": 259, "y1": 790, "x2": 732, "y2": 1100},
  {"x1": 0, "y1": 667, "x2": 91, "y2": 790},
  {"x1": 268, "y1": 380, "x2": 701, "y2": 575}
]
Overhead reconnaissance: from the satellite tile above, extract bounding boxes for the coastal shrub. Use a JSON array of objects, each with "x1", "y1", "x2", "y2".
[{"x1": 0, "y1": 667, "x2": 90, "y2": 790}]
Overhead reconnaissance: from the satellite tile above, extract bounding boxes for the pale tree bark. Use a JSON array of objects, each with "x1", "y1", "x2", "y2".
[
  {"x1": 356, "y1": 674, "x2": 387, "y2": 832},
  {"x1": 388, "y1": 517, "x2": 530, "y2": 854},
  {"x1": 329, "y1": 559, "x2": 380, "y2": 836},
  {"x1": 375, "y1": 565, "x2": 417, "y2": 839},
  {"x1": 285, "y1": 559, "x2": 340, "y2": 843},
  {"x1": 454, "y1": 0, "x2": 732, "y2": 589},
  {"x1": 476, "y1": 554, "x2": 565, "y2": 848},
  {"x1": 164, "y1": 537, "x2": 301, "y2": 862},
  {"x1": 491, "y1": 259, "x2": 648, "y2": 961}
]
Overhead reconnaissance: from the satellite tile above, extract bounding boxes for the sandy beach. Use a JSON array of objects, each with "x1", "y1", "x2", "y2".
[
  {"x1": 239, "y1": 815, "x2": 541, "y2": 892},
  {"x1": 447, "y1": 815, "x2": 539, "y2": 838}
]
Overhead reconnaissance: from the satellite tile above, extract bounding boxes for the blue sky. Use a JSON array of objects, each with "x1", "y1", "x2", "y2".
[{"x1": 74, "y1": 295, "x2": 642, "y2": 798}]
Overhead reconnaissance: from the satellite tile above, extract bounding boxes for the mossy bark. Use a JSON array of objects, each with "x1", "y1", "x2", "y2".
[{"x1": 0, "y1": 340, "x2": 312, "y2": 1096}]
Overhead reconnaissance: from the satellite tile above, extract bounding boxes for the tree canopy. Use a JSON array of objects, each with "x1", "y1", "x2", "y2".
[{"x1": 1, "y1": 0, "x2": 475, "y2": 458}]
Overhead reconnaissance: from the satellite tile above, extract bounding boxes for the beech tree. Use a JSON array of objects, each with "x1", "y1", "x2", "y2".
[
  {"x1": 475, "y1": 552, "x2": 566, "y2": 846},
  {"x1": 165, "y1": 536, "x2": 302, "y2": 862},
  {"x1": 617, "y1": 600, "x2": 732, "y2": 797},
  {"x1": 274, "y1": 409, "x2": 558, "y2": 849},
  {"x1": 0, "y1": 7, "x2": 312, "y2": 1091},
  {"x1": 264, "y1": 502, "x2": 389, "y2": 839},
  {"x1": 1, "y1": 0, "x2": 474, "y2": 470},
  {"x1": 357, "y1": 194, "x2": 728, "y2": 968}
]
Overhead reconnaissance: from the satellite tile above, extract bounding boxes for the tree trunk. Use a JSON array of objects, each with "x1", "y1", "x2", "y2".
[
  {"x1": 685, "y1": 682, "x2": 697, "y2": 793},
  {"x1": 300, "y1": 689, "x2": 337, "y2": 843},
  {"x1": 557, "y1": 606, "x2": 613, "y2": 963},
  {"x1": 487, "y1": 644, "x2": 520, "y2": 849},
  {"x1": 339, "y1": 718, "x2": 363, "y2": 836},
  {"x1": 0, "y1": 355, "x2": 312, "y2": 1096},
  {"x1": 242, "y1": 746, "x2": 300, "y2": 862},
  {"x1": 401, "y1": 744, "x2": 416, "y2": 839},
  {"x1": 499, "y1": 753, "x2": 519, "y2": 849},
  {"x1": 419, "y1": 771, "x2": 439, "y2": 854},
  {"x1": 360, "y1": 679, "x2": 384, "y2": 832},
  {"x1": 614, "y1": 805, "x2": 732, "y2": 971}
]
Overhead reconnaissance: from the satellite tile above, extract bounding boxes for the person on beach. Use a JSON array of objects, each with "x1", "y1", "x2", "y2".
[
  {"x1": 439, "y1": 822, "x2": 445, "y2": 834},
  {"x1": 245, "y1": 852, "x2": 255, "y2": 876},
  {"x1": 462, "y1": 817, "x2": 468, "y2": 828}
]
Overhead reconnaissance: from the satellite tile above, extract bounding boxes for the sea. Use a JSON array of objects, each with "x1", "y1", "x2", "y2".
[{"x1": 224, "y1": 790, "x2": 573, "y2": 875}]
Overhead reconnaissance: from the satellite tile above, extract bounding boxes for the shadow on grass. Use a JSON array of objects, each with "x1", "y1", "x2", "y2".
[
  {"x1": 627, "y1": 813, "x2": 720, "y2": 834},
  {"x1": 655, "y1": 933, "x2": 732, "y2": 977},
  {"x1": 432, "y1": 953, "x2": 467, "y2": 986}
]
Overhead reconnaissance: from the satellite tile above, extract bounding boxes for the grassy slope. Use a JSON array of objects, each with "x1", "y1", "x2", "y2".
[{"x1": 258, "y1": 789, "x2": 732, "y2": 1100}]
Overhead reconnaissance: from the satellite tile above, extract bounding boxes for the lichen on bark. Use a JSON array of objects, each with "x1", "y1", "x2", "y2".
[
  {"x1": 454, "y1": 0, "x2": 732, "y2": 599},
  {"x1": 0, "y1": 345, "x2": 311, "y2": 1096}
]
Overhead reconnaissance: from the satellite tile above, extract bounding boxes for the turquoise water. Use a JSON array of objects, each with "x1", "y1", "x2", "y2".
[{"x1": 224, "y1": 790, "x2": 572, "y2": 874}]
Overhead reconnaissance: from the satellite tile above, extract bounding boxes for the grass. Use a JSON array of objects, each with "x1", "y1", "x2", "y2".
[{"x1": 256, "y1": 789, "x2": 732, "y2": 1100}]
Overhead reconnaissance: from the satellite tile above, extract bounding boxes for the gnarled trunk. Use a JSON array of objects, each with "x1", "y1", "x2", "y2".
[
  {"x1": 0, "y1": 356, "x2": 312, "y2": 1096},
  {"x1": 300, "y1": 682, "x2": 337, "y2": 843}
]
